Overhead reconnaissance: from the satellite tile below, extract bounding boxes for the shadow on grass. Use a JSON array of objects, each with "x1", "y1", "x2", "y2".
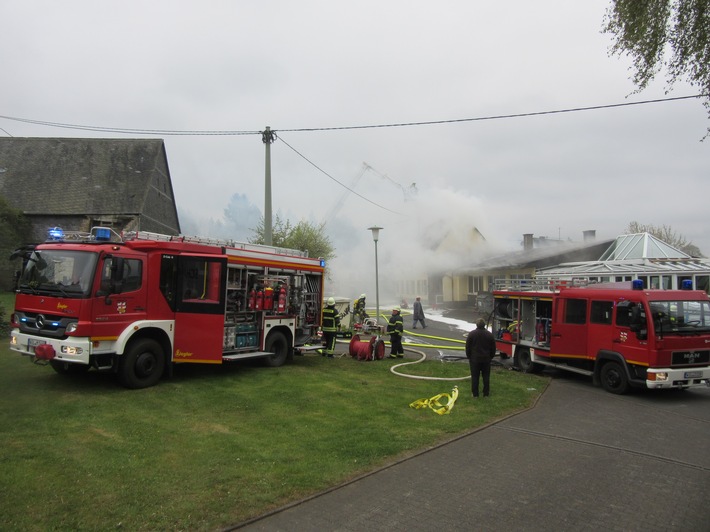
[{"x1": 24, "y1": 353, "x2": 319, "y2": 392}]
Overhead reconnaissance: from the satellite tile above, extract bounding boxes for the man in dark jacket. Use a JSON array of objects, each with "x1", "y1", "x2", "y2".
[
  {"x1": 465, "y1": 318, "x2": 497, "y2": 398},
  {"x1": 412, "y1": 296, "x2": 426, "y2": 329}
]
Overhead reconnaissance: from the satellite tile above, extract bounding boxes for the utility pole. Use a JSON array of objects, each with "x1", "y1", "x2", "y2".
[
  {"x1": 368, "y1": 226, "x2": 383, "y2": 329},
  {"x1": 262, "y1": 126, "x2": 276, "y2": 246}
]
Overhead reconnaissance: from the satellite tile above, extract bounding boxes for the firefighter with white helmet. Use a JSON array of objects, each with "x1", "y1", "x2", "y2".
[
  {"x1": 387, "y1": 306, "x2": 404, "y2": 358},
  {"x1": 321, "y1": 297, "x2": 340, "y2": 357}
]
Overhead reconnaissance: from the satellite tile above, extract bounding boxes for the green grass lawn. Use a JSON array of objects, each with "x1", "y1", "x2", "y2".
[{"x1": 0, "y1": 292, "x2": 548, "y2": 531}]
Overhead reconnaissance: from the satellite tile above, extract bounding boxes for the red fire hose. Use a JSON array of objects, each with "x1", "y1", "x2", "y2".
[{"x1": 349, "y1": 334, "x2": 386, "y2": 361}]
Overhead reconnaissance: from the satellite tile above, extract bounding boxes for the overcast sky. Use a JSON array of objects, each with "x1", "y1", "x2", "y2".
[{"x1": 2, "y1": 1, "x2": 707, "y2": 299}]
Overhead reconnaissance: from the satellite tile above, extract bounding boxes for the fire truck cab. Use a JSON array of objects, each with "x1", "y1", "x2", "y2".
[
  {"x1": 10, "y1": 227, "x2": 325, "y2": 388},
  {"x1": 493, "y1": 279, "x2": 710, "y2": 394}
]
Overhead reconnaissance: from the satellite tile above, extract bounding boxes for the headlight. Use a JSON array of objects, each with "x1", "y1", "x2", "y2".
[
  {"x1": 66, "y1": 322, "x2": 78, "y2": 334},
  {"x1": 649, "y1": 372, "x2": 668, "y2": 382},
  {"x1": 61, "y1": 346, "x2": 83, "y2": 355}
]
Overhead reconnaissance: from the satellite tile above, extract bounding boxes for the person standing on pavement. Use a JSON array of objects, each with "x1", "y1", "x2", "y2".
[
  {"x1": 321, "y1": 297, "x2": 340, "y2": 358},
  {"x1": 387, "y1": 306, "x2": 405, "y2": 358},
  {"x1": 465, "y1": 318, "x2": 496, "y2": 397},
  {"x1": 412, "y1": 296, "x2": 426, "y2": 329}
]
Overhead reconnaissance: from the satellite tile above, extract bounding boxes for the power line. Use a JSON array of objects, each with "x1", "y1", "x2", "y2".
[
  {"x1": 280, "y1": 94, "x2": 705, "y2": 133},
  {"x1": 1, "y1": 94, "x2": 701, "y2": 219},
  {"x1": 0, "y1": 94, "x2": 702, "y2": 137},
  {"x1": 277, "y1": 135, "x2": 402, "y2": 216},
  {"x1": 0, "y1": 114, "x2": 260, "y2": 136}
]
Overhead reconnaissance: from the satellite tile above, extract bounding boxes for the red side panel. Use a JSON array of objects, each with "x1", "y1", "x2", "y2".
[{"x1": 173, "y1": 312, "x2": 224, "y2": 364}]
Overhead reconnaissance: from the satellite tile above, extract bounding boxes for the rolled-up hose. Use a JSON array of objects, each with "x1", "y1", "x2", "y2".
[{"x1": 348, "y1": 334, "x2": 385, "y2": 361}]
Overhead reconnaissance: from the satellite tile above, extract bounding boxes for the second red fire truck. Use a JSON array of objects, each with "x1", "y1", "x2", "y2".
[
  {"x1": 493, "y1": 279, "x2": 710, "y2": 394},
  {"x1": 10, "y1": 227, "x2": 326, "y2": 388}
]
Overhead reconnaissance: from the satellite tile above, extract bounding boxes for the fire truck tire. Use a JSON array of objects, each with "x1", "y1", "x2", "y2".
[
  {"x1": 264, "y1": 331, "x2": 288, "y2": 367},
  {"x1": 118, "y1": 338, "x2": 165, "y2": 389},
  {"x1": 50, "y1": 360, "x2": 90, "y2": 375},
  {"x1": 515, "y1": 348, "x2": 543, "y2": 374},
  {"x1": 600, "y1": 361, "x2": 630, "y2": 395}
]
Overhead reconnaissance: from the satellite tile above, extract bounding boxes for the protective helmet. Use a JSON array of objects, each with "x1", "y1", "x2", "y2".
[
  {"x1": 360, "y1": 293, "x2": 366, "y2": 298},
  {"x1": 327, "y1": 297, "x2": 336, "y2": 306},
  {"x1": 393, "y1": 306, "x2": 400, "y2": 313}
]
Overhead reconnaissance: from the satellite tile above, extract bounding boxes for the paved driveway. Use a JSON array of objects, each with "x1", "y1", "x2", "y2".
[{"x1": 235, "y1": 373, "x2": 710, "y2": 531}]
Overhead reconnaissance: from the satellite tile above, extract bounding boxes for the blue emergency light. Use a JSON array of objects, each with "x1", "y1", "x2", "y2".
[
  {"x1": 47, "y1": 227, "x2": 64, "y2": 240},
  {"x1": 632, "y1": 279, "x2": 644, "y2": 290},
  {"x1": 93, "y1": 227, "x2": 112, "y2": 241},
  {"x1": 681, "y1": 280, "x2": 693, "y2": 290}
]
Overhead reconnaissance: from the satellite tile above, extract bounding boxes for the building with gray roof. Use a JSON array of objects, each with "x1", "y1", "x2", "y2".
[{"x1": 0, "y1": 137, "x2": 180, "y2": 242}]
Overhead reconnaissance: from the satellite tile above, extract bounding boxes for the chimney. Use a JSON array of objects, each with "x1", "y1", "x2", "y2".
[
  {"x1": 583, "y1": 230, "x2": 596, "y2": 242},
  {"x1": 523, "y1": 233, "x2": 533, "y2": 251}
]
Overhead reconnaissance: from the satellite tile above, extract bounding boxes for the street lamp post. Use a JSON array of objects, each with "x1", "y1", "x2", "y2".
[{"x1": 368, "y1": 226, "x2": 383, "y2": 330}]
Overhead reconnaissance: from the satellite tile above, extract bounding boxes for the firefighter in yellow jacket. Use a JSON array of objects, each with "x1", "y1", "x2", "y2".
[
  {"x1": 321, "y1": 297, "x2": 340, "y2": 358},
  {"x1": 353, "y1": 293, "x2": 368, "y2": 323}
]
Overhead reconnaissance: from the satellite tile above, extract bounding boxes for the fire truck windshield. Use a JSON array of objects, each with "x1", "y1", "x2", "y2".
[
  {"x1": 18, "y1": 250, "x2": 98, "y2": 297},
  {"x1": 648, "y1": 299, "x2": 710, "y2": 335}
]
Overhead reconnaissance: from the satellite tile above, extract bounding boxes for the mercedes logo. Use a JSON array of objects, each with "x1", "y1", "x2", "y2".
[{"x1": 36, "y1": 314, "x2": 45, "y2": 329}]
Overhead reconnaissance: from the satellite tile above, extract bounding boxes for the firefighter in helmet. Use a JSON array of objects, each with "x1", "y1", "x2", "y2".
[
  {"x1": 321, "y1": 297, "x2": 340, "y2": 358},
  {"x1": 354, "y1": 293, "x2": 368, "y2": 323},
  {"x1": 387, "y1": 306, "x2": 404, "y2": 358}
]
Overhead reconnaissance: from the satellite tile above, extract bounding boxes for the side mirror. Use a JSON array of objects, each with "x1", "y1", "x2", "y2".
[
  {"x1": 628, "y1": 304, "x2": 648, "y2": 339},
  {"x1": 110, "y1": 257, "x2": 125, "y2": 295},
  {"x1": 97, "y1": 256, "x2": 124, "y2": 304},
  {"x1": 629, "y1": 305, "x2": 642, "y2": 332}
]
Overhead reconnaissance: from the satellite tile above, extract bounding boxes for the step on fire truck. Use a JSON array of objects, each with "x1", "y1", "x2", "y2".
[
  {"x1": 492, "y1": 279, "x2": 710, "y2": 394},
  {"x1": 10, "y1": 227, "x2": 326, "y2": 388}
]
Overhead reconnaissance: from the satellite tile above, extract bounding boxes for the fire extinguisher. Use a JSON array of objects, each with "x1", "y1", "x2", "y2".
[
  {"x1": 277, "y1": 285, "x2": 287, "y2": 313},
  {"x1": 264, "y1": 286, "x2": 274, "y2": 310},
  {"x1": 255, "y1": 288, "x2": 264, "y2": 310},
  {"x1": 248, "y1": 288, "x2": 256, "y2": 310},
  {"x1": 536, "y1": 320, "x2": 547, "y2": 343}
]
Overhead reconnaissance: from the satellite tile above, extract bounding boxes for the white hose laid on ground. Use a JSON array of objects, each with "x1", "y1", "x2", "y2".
[{"x1": 390, "y1": 346, "x2": 471, "y2": 382}]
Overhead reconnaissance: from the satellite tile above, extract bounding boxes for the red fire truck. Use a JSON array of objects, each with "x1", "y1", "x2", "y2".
[
  {"x1": 10, "y1": 227, "x2": 326, "y2": 388},
  {"x1": 492, "y1": 279, "x2": 710, "y2": 394}
]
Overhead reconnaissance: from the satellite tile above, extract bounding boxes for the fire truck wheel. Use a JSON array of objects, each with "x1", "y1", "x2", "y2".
[
  {"x1": 118, "y1": 338, "x2": 165, "y2": 389},
  {"x1": 264, "y1": 331, "x2": 288, "y2": 367},
  {"x1": 515, "y1": 348, "x2": 542, "y2": 374},
  {"x1": 600, "y1": 361, "x2": 630, "y2": 395},
  {"x1": 50, "y1": 360, "x2": 90, "y2": 375}
]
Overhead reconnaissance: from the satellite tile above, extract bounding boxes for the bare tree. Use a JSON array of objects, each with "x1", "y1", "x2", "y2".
[{"x1": 626, "y1": 221, "x2": 703, "y2": 256}]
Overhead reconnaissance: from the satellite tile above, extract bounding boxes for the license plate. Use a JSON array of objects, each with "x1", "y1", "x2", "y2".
[
  {"x1": 684, "y1": 371, "x2": 702, "y2": 379},
  {"x1": 27, "y1": 338, "x2": 45, "y2": 349}
]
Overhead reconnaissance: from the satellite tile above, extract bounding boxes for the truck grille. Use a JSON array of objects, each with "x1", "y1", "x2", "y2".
[
  {"x1": 15, "y1": 312, "x2": 76, "y2": 339},
  {"x1": 671, "y1": 350, "x2": 710, "y2": 366}
]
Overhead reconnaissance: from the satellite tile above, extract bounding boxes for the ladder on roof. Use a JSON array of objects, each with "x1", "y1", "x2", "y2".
[
  {"x1": 493, "y1": 278, "x2": 591, "y2": 292},
  {"x1": 122, "y1": 231, "x2": 310, "y2": 258}
]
